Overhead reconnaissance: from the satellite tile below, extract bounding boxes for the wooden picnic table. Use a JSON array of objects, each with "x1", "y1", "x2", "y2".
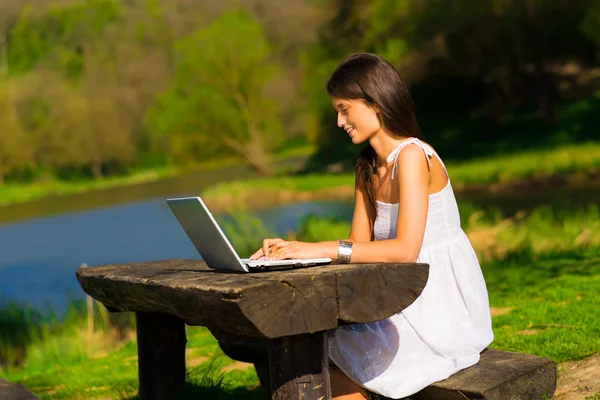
[{"x1": 76, "y1": 259, "x2": 429, "y2": 400}]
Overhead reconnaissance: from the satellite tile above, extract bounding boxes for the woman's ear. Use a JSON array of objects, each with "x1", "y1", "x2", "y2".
[{"x1": 372, "y1": 104, "x2": 381, "y2": 114}]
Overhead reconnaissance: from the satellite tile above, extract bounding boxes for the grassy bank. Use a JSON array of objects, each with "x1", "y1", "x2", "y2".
[
  {"x1": 0, "y1": 167, "x2": 179, "y2": 207},
  {"x1": 2, "y1": 203, "x2": 599, "y2": 398},
  {"x1": 0, "y1": 145, "x2": 314, "y2": 208},
  {"x1": 201, "y1": 142, "x2": 600, "y2": 213},
  {"x1": 1, "y1": 141, "x2": 599, "y2": 211}
]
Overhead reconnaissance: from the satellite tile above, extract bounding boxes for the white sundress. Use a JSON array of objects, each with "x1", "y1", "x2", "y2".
[{"x1": 328, "y1": 138, "x2": 494, "y2": 399}]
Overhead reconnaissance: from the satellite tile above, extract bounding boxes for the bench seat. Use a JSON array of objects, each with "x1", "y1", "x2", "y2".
[
  {"x1": 218, "y1": 340, "x2": 556, "y2": 400},
  {"x1": 410, "y1": 348, "x2": 556, "y2": 400}
]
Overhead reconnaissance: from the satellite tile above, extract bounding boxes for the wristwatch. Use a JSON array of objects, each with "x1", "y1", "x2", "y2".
[{"x1": 337, "y1": 240, "x2": 353, "y2": 264}]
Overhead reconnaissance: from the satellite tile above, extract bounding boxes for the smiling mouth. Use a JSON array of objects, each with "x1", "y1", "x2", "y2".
[{"x1": 346, "y1": 127, "x2": 354, "y2": 136}]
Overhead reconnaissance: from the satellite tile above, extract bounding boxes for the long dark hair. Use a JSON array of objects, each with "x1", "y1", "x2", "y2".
[{"x1": 326, "y1": 52, "x2": 423, "y2": 226}]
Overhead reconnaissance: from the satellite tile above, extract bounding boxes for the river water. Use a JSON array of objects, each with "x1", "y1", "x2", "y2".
[{"x1": 1, "y1": 163, "x2": 599, "y2": 315}]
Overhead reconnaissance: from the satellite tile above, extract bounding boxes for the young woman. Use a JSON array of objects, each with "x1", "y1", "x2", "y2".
[{"x1": 250, "y1": 53, "x2": 494, "y2": 400}]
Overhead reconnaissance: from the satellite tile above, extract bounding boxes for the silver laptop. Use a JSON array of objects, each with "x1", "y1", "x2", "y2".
[{"x1": 166, "y1": 196, "x2": 332, "y2": 272}]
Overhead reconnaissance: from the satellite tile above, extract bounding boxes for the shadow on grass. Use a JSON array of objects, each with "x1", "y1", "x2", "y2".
[{"x1": 119, "y1": 358, "x2": 267, "y2": 400}]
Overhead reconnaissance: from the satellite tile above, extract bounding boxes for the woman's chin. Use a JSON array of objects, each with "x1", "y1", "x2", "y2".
[{"x1": 351, "y1": 135, "x2": 366, "y2": 144}]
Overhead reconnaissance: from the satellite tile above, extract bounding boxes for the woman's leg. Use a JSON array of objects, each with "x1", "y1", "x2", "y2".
[{"x1": 330, "y1": 364, "x2": 369, "y2": 400}]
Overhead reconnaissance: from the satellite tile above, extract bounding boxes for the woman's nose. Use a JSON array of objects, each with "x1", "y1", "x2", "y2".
[{"x1": 337, "y1": 113, "x2": 346, "y2": 128}]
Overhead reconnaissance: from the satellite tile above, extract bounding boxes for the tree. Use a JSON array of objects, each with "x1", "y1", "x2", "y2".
[
  {"x1": 0, "y1": 80, "x2": 33, "y2": 184},
  {"x1": 0, "y1": 0, "x2": 26, "y2": 76},
  {"x1": 78, "y1": 42, "x2": 136, "y2": 178},
  {"x1": 146, "y1": 10, "x2": 283, "y2": 174}
]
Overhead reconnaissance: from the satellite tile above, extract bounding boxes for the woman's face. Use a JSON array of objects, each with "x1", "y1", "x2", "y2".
[{"x1": 332, "y1": 97, "x2": 381, "y2": 144}]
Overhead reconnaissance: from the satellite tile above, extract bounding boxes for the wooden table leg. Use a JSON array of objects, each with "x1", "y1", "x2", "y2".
[
  {"x1": 136, "y1": 312, "x2": 187, "y2": 400},
  {"x1": 268, "y1": 331, "x2": 331, "y2": 400}
]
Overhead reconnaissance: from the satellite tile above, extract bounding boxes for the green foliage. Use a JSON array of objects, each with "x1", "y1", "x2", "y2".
[
  {"x1": 0, "y1": 0, "x2": 598, "y2": 199},
  {"x1": 146, "y1": 9, "x2": 283, "y2": 169},
  {"x1": 7, "y1": 0, "x2": 122, "y2": 76},
  {"x1": 304, "y1": 0, "x2": 599, "y2": 148},
  {"x1": 580, "y1": 0, "x2": 600, "y2": 53},
  {"x1": 0, "y1": 81, "x2": 34, "y2": 179},
  {"x1": 122, "y1": 359, "x2": 264, "y2": 400},
  {"x1": 0, "y1": 303, "x2": 44, "y2": 370},
  {"x1": 296, "y1": 214, "x2": 350, "y2": 242},
  {"x1": 0, "y1": 298, "x2": 132, "y2": 372},
  {"x1": 217, "y1": 209, "x2": 278, "y2": 258}
]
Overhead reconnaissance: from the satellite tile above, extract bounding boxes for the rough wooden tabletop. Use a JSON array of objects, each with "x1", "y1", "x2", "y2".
[{"x1": 77, "y1": 259, "x2": 429, "y2": 338}]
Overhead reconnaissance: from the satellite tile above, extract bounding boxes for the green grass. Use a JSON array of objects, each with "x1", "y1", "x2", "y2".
[
  {"x1": 201, "y1": 142, "x2": 600, "y2": 207},
  {"x1": 0, "y1": 166, "x2": 180, "y2": 207},
  {"x1": 449, "y1": 142, "x2": 600, "y2": 186},
  {"x1": 2, "y1": 204, "x2": 600, "y2": 398},
  {"x1": 3, "y1": 326, "x2": 264, "y2": 399},
  {"x1": 484, "y1": 250, "x2": 600, "y2": 362},
  {"x1": 203, "y1": 173, "x2": 354, "y2": 198},
  {"x1": 0, "y1": 144, "x2": 314, "y2": 208}
]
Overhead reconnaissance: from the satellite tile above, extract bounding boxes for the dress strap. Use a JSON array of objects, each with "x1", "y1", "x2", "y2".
[{"x1": 387, "y1": 138, "x2": 436, "y2": 179}]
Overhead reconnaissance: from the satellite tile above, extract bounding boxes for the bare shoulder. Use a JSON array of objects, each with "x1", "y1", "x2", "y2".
[{"x1": 396, "y1": 142, "x2": 431, "y2": 170}]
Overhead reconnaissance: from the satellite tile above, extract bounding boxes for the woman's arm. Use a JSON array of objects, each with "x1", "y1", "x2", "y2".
[
  {"x1": 250, "y1": 170, "x2": 372, "y2": 260},
  {"x1": 325, "y1": 144, "x2": 430, "y2": 262},
  {"x1": 347, "y1": 171, "x2": 374, "y2": 243},
  {"x1": 258, "y1": 145, "x2": 430, "y2": 262}
]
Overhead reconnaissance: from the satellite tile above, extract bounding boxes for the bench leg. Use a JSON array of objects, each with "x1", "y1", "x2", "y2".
[
  {"x1": 136, "y1": 312, "x2": 186, "y2": 400},
  {"x1": 268, "y1": 331, "x2": 331, "y2": 400}
]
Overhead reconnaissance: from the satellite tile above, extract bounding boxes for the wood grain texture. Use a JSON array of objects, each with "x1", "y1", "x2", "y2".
[
  {"x1": 412, "y1": 348, "x2": 557, "y2": 400},
  {"x1": 136, "y1": 312, "x2": 186, "y2": 400},
  {"x1": 76, "y1": 259, "x2": 429, "y2": 338},
  {"x1": 0, "y1": 379, "x2": 39, "y2": 399},
  {"x1": 268, "y1": 332, "x2": 331, "y2": 400}
]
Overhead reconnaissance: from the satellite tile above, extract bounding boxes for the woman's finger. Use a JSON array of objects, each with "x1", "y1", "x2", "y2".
[
  {"x1": 250, "y1": 248, "x2": 264, "y2": 260},
  {"x1": 271, "y1": 246, "x2": 294, "y2": 260},
  {"x1": 262, "y1": 238, "x2": 283, "y2": 256}
]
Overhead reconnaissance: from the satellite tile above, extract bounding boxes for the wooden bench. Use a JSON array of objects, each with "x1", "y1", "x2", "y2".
[
  {"x1": 221, "y1": 333, "x2": 557, "y2": 400},
  {"x1": 0, "y1": 378, "x2": 39, "y2": 400},
  {"x1": 77, "y1": 259, "x2": 430, "y2": 400},
  {"x1": 411, "y1": 348, "x2": 556, "y2": 400}
]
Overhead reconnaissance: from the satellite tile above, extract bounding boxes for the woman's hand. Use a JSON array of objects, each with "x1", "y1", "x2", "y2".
[
  {"x1": 250, "y1": 238, "x2": 285, "y2": 260},
  {"x1": 250, "y1": 238, "x2": 327, "y2": 260}
]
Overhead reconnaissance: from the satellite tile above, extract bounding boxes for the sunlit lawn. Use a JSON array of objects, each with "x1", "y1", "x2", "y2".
[
  {"x1": 3, "y1": 326, "x2": 264, "y2": 399},
  {"x1": 202, "y1": 142, "x2": 600, "y2": 206}
]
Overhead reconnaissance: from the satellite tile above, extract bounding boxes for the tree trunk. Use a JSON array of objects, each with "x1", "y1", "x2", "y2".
[
  {"x1": 0, "y1": 30, "x2": 7, "y2": 76},
  {"x1": 222, "y1": 136, "x2": 273, "y2": 176},
  {"x1": 228, "y1": 91, "x2": 274, "y2": 176},
  {"x1": 91, "y1": 161, "x2": 103, "y2": 179}
]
